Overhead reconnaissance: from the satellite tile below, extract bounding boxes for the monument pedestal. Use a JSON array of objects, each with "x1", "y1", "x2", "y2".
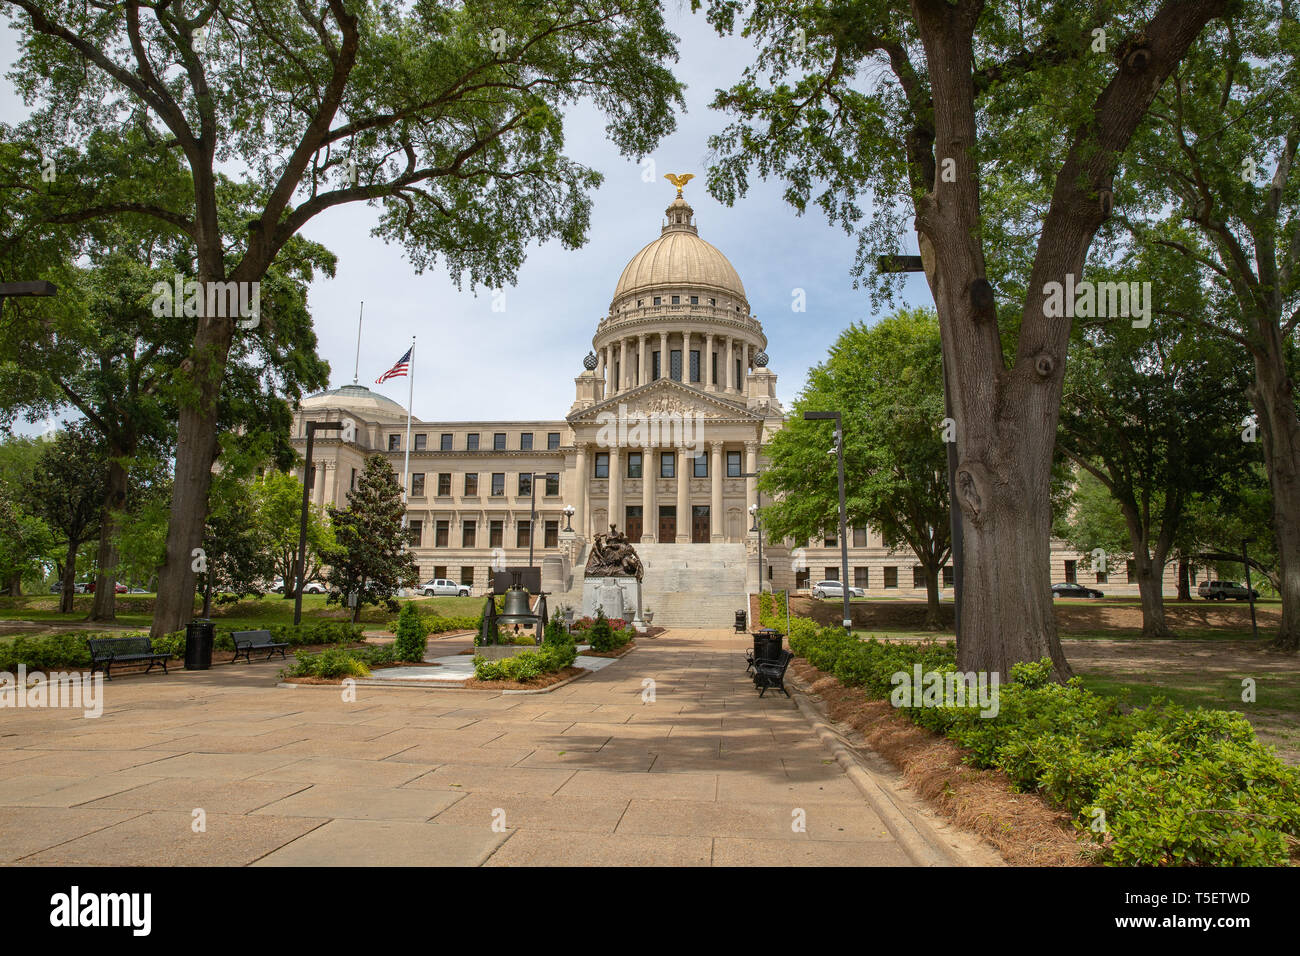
[{"x1": 581, "y1": 576, "x2": 645, "y2": 632}]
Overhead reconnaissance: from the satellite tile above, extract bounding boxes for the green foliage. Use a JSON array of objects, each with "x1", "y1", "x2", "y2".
[
  {"x1": 282, "y1": 647, "x2": 372, "y2": 679},
  {"x1": 472, "y1": 634, "x2": 577, "y2": 682},
  {"x1": 584, "y1": 607, "x2": 632, "y2": 652},
  {"x1": 324, "y1": 454, "x2": 420, "y2": 616},
  {"x1": 391, "y1": 602, "x2": 429, "y2": 663},
  {"x1": 785, "y1": 619, "x2": 1300, "y2": 865}
]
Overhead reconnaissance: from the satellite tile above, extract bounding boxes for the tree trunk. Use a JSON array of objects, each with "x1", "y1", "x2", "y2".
[
  {"x1": 924, "y1": 566, "x2": 942, "y2": 629},
  {"x1": 60, "y1": 537, "x2": 78, "y2": 614},
  {"x1": 90, "y1": 454, "x2": 129, "y2": 623},
  {"x1": 1133, "y1": 549, "x2": 1174, "y2": 638},
  {"x1": 7, "y1": 572, "x2": 22, "y2": 596},
  {"x1": 1249, "y1": 337, "x2": 1300, "y2": 651},
  {"x1": 1177, "y1": 559, "x2": 1191, "y2": 601},
  {"x1": 150, "y1": 310, "x2": 234, "y2": 639}
]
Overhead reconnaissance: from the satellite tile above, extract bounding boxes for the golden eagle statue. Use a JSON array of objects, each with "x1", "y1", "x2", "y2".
[{"x1": 664, "y1": 172, "x2": 695, "y2": 197}]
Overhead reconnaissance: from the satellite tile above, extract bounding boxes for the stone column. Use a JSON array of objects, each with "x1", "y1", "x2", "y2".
[
  {"x1": 623, "y1": 338, "x2": 634, "y2": 390},
  {"x1": 595, "y1": 347, "x2": 605, "y2": 398},
  {"x1": 681, "y1": 329, "x2": 691, "y2": 386},
  {"x1": 676, "y1": 448, "x2": 690, "y2": 543},
  {"x1": 608, "y1": 444, "x2": 623, "y2": 534},
  {"x1": 659, "y1": 331, "x2": 669, "y2": 381},
  {"x1": 638, "y1": 333, "x2": 648, "y2": 387},
  {"x1": 725, "y1": 338, "x2": 734, "y2": 391},
  {"x1": 744, "y1": 440, "x2": 758, "y2": 511},
  {"x1": 742, "y1": 342, "x2": 750, "y2": 396},
  {"x1": 642, "y1": 446, "x2": 656, "y2": 543},
  {"x1": 705, "y1": 333, "x2": 715, "y2": 391},
  {"x1": 574, "y1": 443, "x2": 588, "y2": 538},
  {"x1": 710, "y1": 441, "x2": 724, "y2": 542}
]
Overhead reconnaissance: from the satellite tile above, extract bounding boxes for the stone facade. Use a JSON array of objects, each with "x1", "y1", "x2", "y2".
[{"x1": 291, "y1": 190, "x2": 1170, "y2": 598}]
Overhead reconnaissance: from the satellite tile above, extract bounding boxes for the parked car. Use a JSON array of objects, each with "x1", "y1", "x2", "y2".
[
  {"x1": 422, "y1": 578, "x2": 472, "y2": 597},
  {"x1": 85, "y1": 581, "x2": 128, "y2": 594},
  {"x1": 1051, "y1": 582, "x2": 1104, "y2": 599},
  {"x1": 1198, "y1": 580, "x2": 1259, "y2": 601},
  {"x1": 811, "y1": 580, "x2": 865, "y2": 599},
  {"x1": 300, "y1": 581, "x2": 328, "y2": 594}
]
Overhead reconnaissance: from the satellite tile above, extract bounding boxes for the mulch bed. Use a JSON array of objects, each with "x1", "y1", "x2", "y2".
[
  {"x1": 579, "y1": 641, "x2": 635, "y2": 659},
  {"x1": 792, "y1": 659, "x2": 1091, "y2": 867},
  {"x1": 463, "y1": 665, "x2": 588, "y2": 691}
]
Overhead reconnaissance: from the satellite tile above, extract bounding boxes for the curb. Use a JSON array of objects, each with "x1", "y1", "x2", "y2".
[{"x1": 787, "y1": 671, "x2": 966, "y2": 868}]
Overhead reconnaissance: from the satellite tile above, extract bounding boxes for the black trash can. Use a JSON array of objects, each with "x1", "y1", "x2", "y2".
[
  {"x1": 185, "y1": 619, "x2": 215, "y2": 670},
  {"x1": 734, "y1": 609, "x2": 747, "y2": 632},
  {"x1": 753, "y1": 631, "x2": 783, "y2": 664}
]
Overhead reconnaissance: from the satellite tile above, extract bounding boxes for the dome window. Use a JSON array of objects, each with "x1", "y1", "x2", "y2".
[
  {"x1": 637, "y1": 298, "x2": 643, "y2": 307},
  {"x1": 671, "y1": 295, "x2": 680, "y2": 304},
  {"x1": 690, "y1": 296, "x2": 699, "y2": 305},
  {"x1": 653, "y1": 296, "x2": 661, "y2": 306},
  {"x1": 708, "y1": 297, "x2": 716, "y2": 306}
]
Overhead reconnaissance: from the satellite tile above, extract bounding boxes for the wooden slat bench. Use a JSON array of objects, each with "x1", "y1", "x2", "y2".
[
  {"x1": 87, "y1": 636, "x2": 172, "y2": 681},
  {"x1": 231, "y1": 629, "x2": 290, "y2": 664}
]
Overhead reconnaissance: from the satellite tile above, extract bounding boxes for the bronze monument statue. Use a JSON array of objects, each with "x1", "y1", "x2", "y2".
[{"x1": 584, "y1": 524, "x2": 644, "y2": 583}]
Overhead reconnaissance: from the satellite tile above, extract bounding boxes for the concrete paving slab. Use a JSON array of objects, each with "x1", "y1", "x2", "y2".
[
  {"x1": 253, "y1": 784, "x2": 465, "y2": 822},
  {"x1": 252, "y1": 819, "x2": 508, "y2": 866},
  {"x1": 401, "y1": 764, "x2": 575, "y2": 797},
  {"x1": 483, "y1": 829, "x2": 712, "y2": 867}
]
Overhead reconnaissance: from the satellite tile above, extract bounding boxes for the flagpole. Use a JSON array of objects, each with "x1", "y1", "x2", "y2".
[
  {"x1": 352, "y1": 301, "x2": 364, "y2": 385},
  {"x1": 401, "y1": 336, "x2": 415, "y2": 520}
]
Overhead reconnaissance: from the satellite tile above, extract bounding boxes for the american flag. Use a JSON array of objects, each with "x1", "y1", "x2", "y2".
[{"x1": 375, "y1": 347, "x2": 411, "y2": 384}]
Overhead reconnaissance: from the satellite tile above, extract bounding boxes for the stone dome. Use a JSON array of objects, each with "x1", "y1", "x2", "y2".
[
  {"x1": 611, "y1": 196, "x2": 747, "y2": 307},
  {"x1": 299, "y1": 384, "x2": 409, "y2": 420}
]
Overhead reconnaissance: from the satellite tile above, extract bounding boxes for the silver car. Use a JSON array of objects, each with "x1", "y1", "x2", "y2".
[
  {"x1": 811, "y1": 580, "x2": 865, "y2": 599},
  {"x1": 422, "y1": 578, "x2": 472, "y2": 597}
]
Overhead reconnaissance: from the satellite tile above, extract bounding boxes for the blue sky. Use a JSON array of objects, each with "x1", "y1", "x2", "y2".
[{"x1": 2, "y1": 5, "x2": 931, "y2": 425}]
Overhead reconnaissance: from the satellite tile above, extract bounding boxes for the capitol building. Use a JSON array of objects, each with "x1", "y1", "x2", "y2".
[{"x1": 293, "y1": 186, "x2": 1106, "y2": 624}]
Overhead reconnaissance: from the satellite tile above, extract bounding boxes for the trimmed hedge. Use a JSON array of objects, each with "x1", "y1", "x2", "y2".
[
  {"x1": 282, "y1": 643, "x2": 398, "y2": 679},
  {"x1": 786, "y1": 621, "x2": 1300, "y2": 866},
  {"x1": 473, "y1": 624, "x2": 578, "y2": 682}
]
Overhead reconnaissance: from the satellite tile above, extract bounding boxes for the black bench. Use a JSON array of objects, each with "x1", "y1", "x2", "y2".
[
  {"x1": 87, "y1": 636, "x2": 172, "y2": 681},
  {"x1": 753, "y1": 649, "x2": 794, "y2": 698},
  {"x1": 231, "y1": 629, "x2": 290, "y2": 664},
  {"x1": 746, "y1": 629, "x2": 784, "y2": 674}
]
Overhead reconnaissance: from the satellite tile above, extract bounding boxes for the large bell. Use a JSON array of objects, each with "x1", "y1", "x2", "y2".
[{"x1": 497, "y1": 586, "x2": 536, "y2": 632}]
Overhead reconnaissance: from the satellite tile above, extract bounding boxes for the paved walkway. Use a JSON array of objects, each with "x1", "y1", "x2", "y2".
[{"x1": 0, "y1": 629, "x2": 919, "y2": 866}]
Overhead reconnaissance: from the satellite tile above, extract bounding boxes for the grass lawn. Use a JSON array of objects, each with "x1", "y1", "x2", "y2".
[{"x1": 0, "y1": 591, "x2": 484, "y2": 640}]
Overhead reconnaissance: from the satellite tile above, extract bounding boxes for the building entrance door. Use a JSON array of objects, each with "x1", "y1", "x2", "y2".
[
  {"x1": 658, "y1": 505, "x2": 676, "y2": 543},
  {"x1": 625, "y1": 506, "x2": 643, "y2": 543},
  {"x1": 692, "y1": 505, "x2": 710, "y2": 543}
]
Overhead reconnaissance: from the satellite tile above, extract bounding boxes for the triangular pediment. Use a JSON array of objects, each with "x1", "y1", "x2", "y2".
[{"x1": 567, "y1": 378, "x2": 761, "y2": 424}]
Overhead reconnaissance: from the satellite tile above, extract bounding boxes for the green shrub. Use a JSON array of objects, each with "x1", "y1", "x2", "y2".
[
  {"x1": 472, "y1": 633, "x2": 577, "y2": 682},
  {"x1": 392, "y1": 602, "x2": 429, "y2": 662},
  {"x1": 283, "y1": 647, "x2": 372, "y2": 679},
  {"x1": 586, "y1": 608, "x2": 632, "y2": 652},
  {"x1": 784, "y1": 616, "x2": 1300, "y2": 866}
]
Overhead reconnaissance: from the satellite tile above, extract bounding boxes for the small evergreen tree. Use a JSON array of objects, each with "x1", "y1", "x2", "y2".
[
  {"x1": 392, "y1": 602, "x2": 429, "y2": 663},
  {"x1": 325, "y1": 454, "x2": 419, "y2": 622}
]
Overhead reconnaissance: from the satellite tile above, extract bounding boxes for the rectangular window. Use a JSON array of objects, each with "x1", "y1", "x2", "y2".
[
  {"x1": 824, "y1": 567, "x2": 840, "y2": 582},
  {"x1": 460, "y1": 566, "x2": 475, "y2": 587},
  {"x1": 440, "y1": 433, "x2": 453, "y2": 451},
  {"x1": 1065, "y1": 559, "x2": 1077, "y2": 584},
  {"x1": 518, "y1": 473, "x2": 532, "y2": 496},
  {"x1": 943, "y1": 565, "x2": 954, "y2": 588},
  {"x1": 693, "y1": 453, "x2": 708, "y2": 478},
  {"x1": 466, "y1": 433, "x2": 480, "y2": 451},
  {"x1": 350, "y1": 468, "x2": 357, "y2": 491},
  {"x1": 653, "y1": 296, "x2": 661, "y2": 306},
  {"x1": 884, "y1": 567, "x2": 898, "y2": 589},
  {"x1": 594, "y1": 453, "x2": 609, "y2": 478},
  {"x1": 653, "y1": 351, "x2": 661, "y2": 380},
  {"x1": 520, "y1": 432, "x2": 533, "y2": 450},
  {"x1": 407, "y1": 520, "x2": 423, "y2": 546},
  {"x1": 660, "y1": 452, "x2": 675, "y2": 478},
  {"x1": 670, "y1": 349, "x2": 682, "y2": 381},
  {"x1": 627, "y1": 452, "x2": 642, "y2": 478},
  {"x1": 410, "y1": 473, "x2": 425, "y2": 497},
  {"x1": 545, "y1": 473, "x2": 560, "y2": 496},
  {"x1": 736, "y1": 358, "x2": 743, "y2": 387},
  {"x1": 689, "y1": 349, "x2": 700, "y2": 382},
  {"x1": 1126, "y1": 559, "x2": 1137, "y2": 584},
  {"x1": 491, "y1": 473, "x2": 505, "y2": 496},
  {"x1": 437, "y1": 473, "x2": 451, "y2": 496},
  {"x1": 489, "y1": 520, "x2": 503, "y2": 548},
  {"x1": 415, "y1": 433, "x2": 428, "y2": 451},
  {"x1": 913, "y1": 566, "x2": 926, "y2": 588},
  {"x1": 547, "y1": 432, "x2": 560, "y2": 450},
  {"x1": 853, "y1": 527, "x2": 867, "y2": 547},
  {"x1": 711, "y1": 352, "x2": 718, "y2": 384},
  {"x1": 671, "y1": 295, "x2": 680, "y2": 304},
  {"x1": 1096, "y1": 570, "x2": 1108, "y2": 584},
  {"x1": 544, "y1": 520, "x2": 559, "y2": 549},
  {"x1": 388, "y1": 434, "x2": 400, "y2": 451},
  {"x1": 726, "y1": 451, "x2": 741, "y2": 477},
  {"x1": 434, "y1": 520, "x2": 449, "y2": 548},
  {"x1": 493, "y1": 432, "x2": 506, "y2": 451},
  {"x1": 854, "y1": 567, "x2": 868, "y2": 588},
  {"x1": 690, "y1": 295, "x2": 699, "y2": 305},
  {"x1": 462, "y1": 521, "x2": 476, "y2": 548},
  {"x1": 824, "y1": 535, "x2": 837, "y2": 548},
  {"x1": 464, "y1": 473, "x2": 478, "y2": 496},
  {"x1": 433, "y1": 565, "x2": 447, "y2": 580},
  {"x1": 516, "y1": 520, "x2": 531, "y2": 549}
]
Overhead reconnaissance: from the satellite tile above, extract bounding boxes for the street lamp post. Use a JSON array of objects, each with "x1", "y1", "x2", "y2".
[
  {"x1": 563, "y1": 504, "x2": 575, "y2": 532},
  {"x1": 295, "y1": 420, "x2": 344, "y2": 625},
  {"x1": 748, "y1": 503, "x2": 763, "y2": 594},
  {"x1": 804, "y1": 411, "x2": 851, "y2": 635}
]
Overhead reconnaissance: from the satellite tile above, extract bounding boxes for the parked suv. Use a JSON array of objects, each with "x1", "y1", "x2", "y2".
[
  {"x1": 1198, "y1": 580, "x2": 1259, "y2": 601},
  {"x1": 811, "y1": 580, "x2": 865, "y2": 599},
  {"x1": 422, "y1": 578, "x2": 471, "y2": 597}
]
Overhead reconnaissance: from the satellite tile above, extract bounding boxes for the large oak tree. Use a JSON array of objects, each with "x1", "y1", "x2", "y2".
[
  {"x1": 699, "y1": 0, "x2": 1233, "y2": 678},
  {"x1": 2, "y1": 0, "x2": 685, "y2": 637}
]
